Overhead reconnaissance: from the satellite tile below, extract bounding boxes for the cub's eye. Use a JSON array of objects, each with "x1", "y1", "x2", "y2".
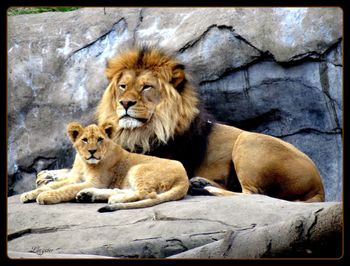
[
  {"x1": 119, "y1": 84, "x2": 126, "y2": 91},
  {"x1": 82, "y1": 138, "x2": 88, "y2": 143},
  {"x1": 142, "y1": 85, "x2": 153, "y2": 92},
  {"x1": 97, "y1": 137, "x2": 104, "y2": 143}
]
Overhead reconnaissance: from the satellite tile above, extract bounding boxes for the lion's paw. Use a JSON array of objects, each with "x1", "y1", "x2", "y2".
[
  {"x1": 188, "y1": 177, "x2": 215, "y2": 196},
  {"x1": 76, "y1": 188, "x2": 97, "y2": 203},
  {"x1": 36, "y1": 191, "x2": 58, "y2": 205},
  {"x1": 20, "y1": 192, "x2": 37, "y2": 203},
  {"x1": 36, "y1": 170, "x2": 57, "y2": 187}
]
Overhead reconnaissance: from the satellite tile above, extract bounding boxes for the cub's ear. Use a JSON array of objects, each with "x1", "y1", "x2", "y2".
[
  {"x1": 171, "y1": 64, "x2": 186, "y2": 91},
  {"x1": 67, "y1": 122, "x2": 83, "y2": 143},
  {"x1": 101, "y1": 122, "x2": 116, "y2": 139}
]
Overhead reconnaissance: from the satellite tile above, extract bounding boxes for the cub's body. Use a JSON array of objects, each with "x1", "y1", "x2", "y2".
[{"x1": 20, "y1": 123, "x2": 189, "y2": 212}]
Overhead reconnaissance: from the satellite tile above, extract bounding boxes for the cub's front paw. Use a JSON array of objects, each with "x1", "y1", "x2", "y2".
[
  {"x1": 36, "y1": 191, "x2": 59, "y2": 205},
  {"x1": 20, "y1": 191, "x2": 37, "y2": 203}
]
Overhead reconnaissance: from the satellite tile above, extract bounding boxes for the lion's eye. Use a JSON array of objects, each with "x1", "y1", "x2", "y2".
[
  {"x1": 97, "y1": 137, "x2": 104, "y2": 143},
  {"x1": 119, "y1": 84, "x2": 126, "y2": 91},
  {"x1": 82, "y1": 138, "x2": 88, "y2": 143},
  {"x1": 142, "y1": 85, "x2": 152, "y2": 92}
]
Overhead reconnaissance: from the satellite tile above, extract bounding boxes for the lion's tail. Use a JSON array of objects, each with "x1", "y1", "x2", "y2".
[{"x1": 98, "y1": 182, "x2": 188, "y2": 213}]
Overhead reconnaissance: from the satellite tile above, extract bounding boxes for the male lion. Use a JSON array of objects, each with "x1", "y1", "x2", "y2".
[
  {"x1": 37, "y1": 46, "x2": 325, "y2": 202},
  {"x1": 21, "y1": 122, "x2": 189, "y2": 212}
]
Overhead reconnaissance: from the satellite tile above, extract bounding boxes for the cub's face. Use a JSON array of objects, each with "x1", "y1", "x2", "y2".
[
  {"x1": 115, "y1": 70, "x2": 161, "y2": 129},
  {"x1": 67, "y1": 123, "x2": 115, "y2": 165}
]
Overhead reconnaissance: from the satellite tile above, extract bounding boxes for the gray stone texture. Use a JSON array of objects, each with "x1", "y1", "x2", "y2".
[
  {"x1": 8, "y1": 7, "x2": 343, "y2": 202},
  {"x1": 7, "y1": 194, "x2": 342, "y2": 258},
  {"x1": 8, "y1": 8, "x2": 342, "y2": 199}
]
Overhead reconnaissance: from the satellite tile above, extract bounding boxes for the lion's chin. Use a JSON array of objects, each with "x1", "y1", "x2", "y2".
[{"x1": 119, "y1": 117, "x2": 145, "y2": 129}]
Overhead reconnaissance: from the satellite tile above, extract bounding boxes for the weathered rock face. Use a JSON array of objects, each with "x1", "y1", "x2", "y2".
[
  {"x1": 7, "y1": 194, "x2": 342, "y2": 258},
  {"x1": 8, "y1": 8, "x2": 342, "y2": 201}
]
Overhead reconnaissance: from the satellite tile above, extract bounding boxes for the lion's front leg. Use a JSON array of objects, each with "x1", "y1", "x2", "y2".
[
  {"x1": 188, "y1": 176, "x2": 237, "y2": 196},
  {"x1": 20, "y1": 181, "x2": 65, "y2": 203},
  {"x1": 188, "y1": 176, "x2": 219, "y2": 196},
  {"x1": 36, "y1": 182, "x2": 95, "y2": 205},
  {"x1": 36, "y1": 169, "x2": 71, "y2": 187},
  {"x1": 21, "y1": 177, "x2": 84, "y2": 204},
  {"x1": 36, "y1": 155, "x2": 85, "y2": 187},
  {"x1": 20, "y1": 189, "x2": 45, "y2": 203}
]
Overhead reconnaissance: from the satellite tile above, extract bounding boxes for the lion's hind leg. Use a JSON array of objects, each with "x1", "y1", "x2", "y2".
[
  {"x1": 107, "y1": 189, "x2": 146, "y2": 204},
  {"x1": 76, "y1": 188, "x2": 122, "y2": 203}
]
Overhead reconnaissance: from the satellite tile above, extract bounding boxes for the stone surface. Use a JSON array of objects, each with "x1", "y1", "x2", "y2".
[
  {"x1": 8, "y1": 251, "x2": 113, "y2": 259},
  {"x1": 8, "y1": 7, "x2": 343, "y2": 201},
  {"x1": 7, "y1": 194, "x2": 342, "y2": 258},
  {"x1": 8, "y1": 7, "x2": 140, "y2": 178}
]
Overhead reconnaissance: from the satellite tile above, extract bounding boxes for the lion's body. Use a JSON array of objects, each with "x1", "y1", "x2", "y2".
[
  {"x1": 22, "y1": 123, "x2": 189, "y2": 211},
  {"x1": 195, "y1": 124, "x2": 324, "y2": 201},
  {"x1": 36, "y1": 46, "x2": 325, "y2": 203}
]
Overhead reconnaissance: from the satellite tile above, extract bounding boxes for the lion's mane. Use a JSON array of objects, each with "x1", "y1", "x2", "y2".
[
  {"x1": 95, "y1": 47, "x2": 213, "y2": 176},
  {"x1": 96, "y1": 47, "x2": 203, "y2": 152}
]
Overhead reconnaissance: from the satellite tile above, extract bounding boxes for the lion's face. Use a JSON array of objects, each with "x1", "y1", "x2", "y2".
[
  {"x1": 67, "y1": 122, "x2": 115, "y2": 165},
  {"x1": 115, "y1": 70, "x2": 161, "y2": 129},
  {"x1": 95, "y1": 47, "x2": 200, "y2": 153}
]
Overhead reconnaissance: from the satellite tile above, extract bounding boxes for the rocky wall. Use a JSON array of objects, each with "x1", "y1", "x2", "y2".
[{"x1": 7, "y1": 7, "x2": 343, "y2": 201}]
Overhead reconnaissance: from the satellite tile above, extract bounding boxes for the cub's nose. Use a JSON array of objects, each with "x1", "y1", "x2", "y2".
[
  {"x1": 119, "y1": 100, "x2": 136, "y2": 110},
  {"x1": 88, "y1": 149, "x2": 97, "y2": 155}
]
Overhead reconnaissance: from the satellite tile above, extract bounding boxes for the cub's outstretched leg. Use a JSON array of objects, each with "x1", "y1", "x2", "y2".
[
  {"x1": 21, "y1": 178, "x2": 79, "y2": 203},
  {"x1": 21, "y1": 171, "x2": 88, "y2": 204},
  {"x1": 36, "y1": 182, "x2": 95, "y2": 205}
]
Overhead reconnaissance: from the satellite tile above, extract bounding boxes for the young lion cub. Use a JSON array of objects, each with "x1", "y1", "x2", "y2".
[{"x1": 20, "y1": 122, "x2": 189, "y2": 212}]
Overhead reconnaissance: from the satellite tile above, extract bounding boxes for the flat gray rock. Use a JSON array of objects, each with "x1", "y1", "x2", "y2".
[{"x1": 7, "y1": 194, "x2": 342, "y2": 258}]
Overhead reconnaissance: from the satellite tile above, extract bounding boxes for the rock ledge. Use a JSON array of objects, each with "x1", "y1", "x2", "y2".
[{"x1": 8, "y1": 194, "x2": 342, "y2": 259}]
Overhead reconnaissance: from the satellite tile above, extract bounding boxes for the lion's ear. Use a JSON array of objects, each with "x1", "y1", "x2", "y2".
[
  {"x1": 101, "y1": 122, "x2": 116, "y2": 139},
  {"x1": 171, "y1": 64, "x2": 186, "y2": 91},
  {"x1": 67, "y1": 122, "x2": 83, "y2": 143}
]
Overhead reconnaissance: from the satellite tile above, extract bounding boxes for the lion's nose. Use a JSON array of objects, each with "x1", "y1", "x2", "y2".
[
  {"x1": 119, "y1": 100, "x2": 137, "y2": 110},
  {"x1": 89, "y1": 149, "x2": 97, "y2": 155}
]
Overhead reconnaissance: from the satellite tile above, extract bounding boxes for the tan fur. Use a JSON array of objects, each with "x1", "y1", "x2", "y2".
[
  {"x1": 95, "y1": 47, "x2": 199, "y2": 153},
  {"x1": 21, "y1": 122, "x2": 189, "y2": 210},
  {"x1": 36, "y1": 47, "x2": 325, "y2": 202}
]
